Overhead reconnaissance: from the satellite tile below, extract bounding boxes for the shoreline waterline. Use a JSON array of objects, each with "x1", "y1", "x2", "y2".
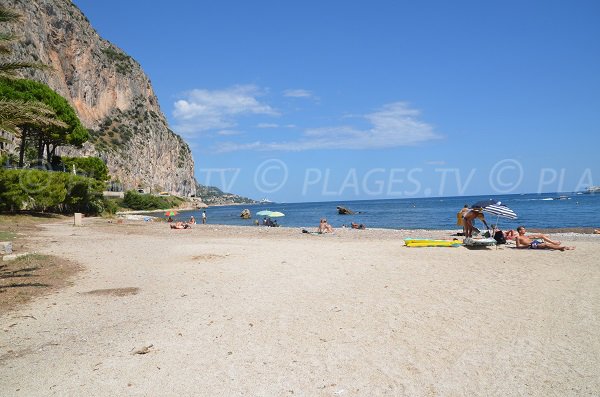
[{"x1": 108, "y1": 216, "x2": 600, "y2": 242}]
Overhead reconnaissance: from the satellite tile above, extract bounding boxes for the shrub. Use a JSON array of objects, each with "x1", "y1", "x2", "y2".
[
  {"x1": 0, "y1": 169, "x2": 104, "y2": 214},
  {"x1": 122, "y1": 190, "x2": 170, "y2": 210},
  {"x1": 102, "y1": 198, "x2": 120, "y2": 215}
]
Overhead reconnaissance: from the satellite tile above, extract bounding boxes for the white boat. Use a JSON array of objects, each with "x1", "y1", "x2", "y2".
[{"x1": 583, "y1": 186, "x2": 600, "y2": 194}]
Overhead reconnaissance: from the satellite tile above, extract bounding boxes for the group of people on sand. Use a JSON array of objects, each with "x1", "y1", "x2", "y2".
[
  {"x1": 169, "y1": 214, "x2": 204, "y2": 230},
  {"x1": 263, "y1": 217, "x2": 279, "y2": 227},
  {"x1": 457, "y1": 204, "x2": 575, "y2": 251},
  {"x1": 313, "y1": 219, "x2": 366, "y2": 233}
]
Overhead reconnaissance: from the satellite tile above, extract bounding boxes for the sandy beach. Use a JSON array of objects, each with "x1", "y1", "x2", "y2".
[{"x1": 1, "y1": 219, "x2": 599, "y2": 396}]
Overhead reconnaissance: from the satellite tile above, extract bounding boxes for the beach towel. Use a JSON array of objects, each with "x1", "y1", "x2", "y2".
[{"x1": 302, "y1": 229, "x2": 322, "y2": 235}]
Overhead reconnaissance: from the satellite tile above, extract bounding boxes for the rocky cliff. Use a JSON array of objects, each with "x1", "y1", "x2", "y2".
[{"x1": 4, "y1": 0, "x2": 196, "y2": 196}]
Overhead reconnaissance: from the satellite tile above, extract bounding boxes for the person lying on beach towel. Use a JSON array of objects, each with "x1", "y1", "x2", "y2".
[
  {"x1": 351, "y1": 222, "x2": 366, "y2": 230},
  {"x1": 491, "y1": 225, "x2": 516, "y2": 244},
  {"x1": 515, "y1": 226, "x2": 574, "y2": 251},
  {"x1": 302, "y1": 229, "x2": 322, "y2": 235},
  {"x1": 170, "y1": 221, "x2": 191, "y2": 230}
]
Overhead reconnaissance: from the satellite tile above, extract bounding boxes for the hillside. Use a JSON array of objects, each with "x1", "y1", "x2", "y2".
[
  {"x1": 195, "y1": 184, "x2": 257, "y2": 206},
  {"x1": 4, "y1": 0, "x2": 195, "y2": 196}
]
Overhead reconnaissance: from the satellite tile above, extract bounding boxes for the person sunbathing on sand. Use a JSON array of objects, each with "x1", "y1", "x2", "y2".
[
  {"x1": 515, "y1": 226, "x2": 574, "y2": 251},
  {"x1": 318, "y1": 218, "x2": 334, "y2": 233},
  {"x1": 170, "y1": 221, "x2": 190, "y2": 230},
  {"x1": 492, "y1": 225, "x2": 516, "y2": 240}
]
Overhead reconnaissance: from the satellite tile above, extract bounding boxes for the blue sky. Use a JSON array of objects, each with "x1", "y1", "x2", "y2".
[{"x1": 73, "y1": 0, "x2": 600, "y2": 202}]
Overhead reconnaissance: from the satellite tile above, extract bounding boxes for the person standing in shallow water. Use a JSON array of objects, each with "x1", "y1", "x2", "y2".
[{"x1": 202, "y1": 210, "x2": 206, "y2": 224}]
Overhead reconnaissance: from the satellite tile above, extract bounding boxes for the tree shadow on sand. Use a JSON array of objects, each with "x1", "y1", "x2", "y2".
[
  {"x1": 0, "y1": 266, "x2": 41, "y2": 279},
  {"x1": 1, "y1": 282, "x2": 50, "y2": 289}
]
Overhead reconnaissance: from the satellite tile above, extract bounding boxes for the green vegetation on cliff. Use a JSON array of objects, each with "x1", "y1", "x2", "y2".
[{"x1": 101, "y1": 46, "x2": 133, "y2": 75}]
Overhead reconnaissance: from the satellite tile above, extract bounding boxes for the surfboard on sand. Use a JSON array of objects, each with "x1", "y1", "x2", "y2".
[{"x1": 404, "y1": 238, "x2": 462, "y2": 247}]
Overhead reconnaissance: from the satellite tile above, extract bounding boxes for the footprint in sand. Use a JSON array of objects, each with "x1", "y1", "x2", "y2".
[
  {"x1": 191, "y1": 254, "x2": 227, "y2": 262},
  {"x1": 84, "y1": 287, "x2": 139, "y2": 297}
]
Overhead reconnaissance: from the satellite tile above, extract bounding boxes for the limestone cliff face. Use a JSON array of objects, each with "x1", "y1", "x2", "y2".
[{"x1": 4, "y1": 0, "x2": 196, "y2": 196}]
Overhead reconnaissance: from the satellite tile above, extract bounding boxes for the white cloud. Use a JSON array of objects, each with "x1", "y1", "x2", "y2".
[
  {"x1": 256, "y1": 123, "x2": 298, "y2": 129},
  {"x1": 172, "y1": 85, "x2": 278, "y2": 135},
  {"x1": 283, "y1": 89, "x2": 313, "y2": 98},
  {"x1": 257, "y1": 123, "x2": 279, "y2": 128},
  {"x1": 215, "y1": 102, "x2": 441, "y2": 152},
  {"x1": 217, "y1": 129, "x2": 242, "y2": 136}
]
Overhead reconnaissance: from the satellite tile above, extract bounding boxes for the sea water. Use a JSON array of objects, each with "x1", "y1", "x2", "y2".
[{"x1": 171, "y1": 192, "x2": 600, "y2": 230}]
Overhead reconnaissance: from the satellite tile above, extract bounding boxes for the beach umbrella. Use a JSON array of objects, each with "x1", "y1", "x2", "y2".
[
  {"x1": 472, "y1": 199, "x2": 499, "y2": 209},
  {"x1": 471, "y1": 199, "x2": 517, "y2": 233},
  {"x1": 164, "y1": 210, "x2": 178, "y2": 217},
  {"x1": 256, "y1": 210, "x2": 273, "y2": 216},
  {"x1": 471, "y1": 199, "x2": 517, "y2": 219},
  {"x1": 481, "y1": 204, "x2": 517, "y2": 220},
  {"x1": 267, "y1": 211, "x2": 285, "y2": 217},
  {"x1": 475, "y1": 201, "x2": 518, "y2": 239}
]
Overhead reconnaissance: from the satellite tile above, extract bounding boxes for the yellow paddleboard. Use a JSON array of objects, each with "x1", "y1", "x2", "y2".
[{"x1": 404, "y1": 238, "x2": 462, "y2": 247}]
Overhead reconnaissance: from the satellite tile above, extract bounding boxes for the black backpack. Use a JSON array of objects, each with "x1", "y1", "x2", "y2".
[{"x1": 494, "y1": 230, "x2": 507, "y2": 244}]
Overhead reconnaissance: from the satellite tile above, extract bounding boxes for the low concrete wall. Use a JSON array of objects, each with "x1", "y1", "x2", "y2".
[
  {"x1": 0, "y1": 241, "x2": 12, "y2": 255},
  {"x1": 103, "y1": 191, "x2": 125, "y2": 199}
]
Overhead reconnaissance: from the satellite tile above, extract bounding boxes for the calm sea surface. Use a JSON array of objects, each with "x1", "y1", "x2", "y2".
[{"x1": 168, "y1": 192, "x2": 600, "y2": 230}]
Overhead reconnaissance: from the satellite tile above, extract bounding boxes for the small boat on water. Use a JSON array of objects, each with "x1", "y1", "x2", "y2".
[{"x1": 583, "y1": 186, "x2": 600, "y2": 194}]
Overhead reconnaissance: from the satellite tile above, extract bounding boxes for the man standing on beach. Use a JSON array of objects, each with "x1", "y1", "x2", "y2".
[
  {"x1": 202, "y1": 210, "x2": 207, "y2": 224},
  {"x1": 457, "y1": 204, "x2": 469, "y2": 234},
  {"x1": 463, "y1": 208, "x2": 488, "y2": 238}
]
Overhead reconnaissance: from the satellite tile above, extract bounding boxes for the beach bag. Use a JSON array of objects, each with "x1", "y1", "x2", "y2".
[{"x1": 494, "y1": 230, "x2": 506, "y2": 244}]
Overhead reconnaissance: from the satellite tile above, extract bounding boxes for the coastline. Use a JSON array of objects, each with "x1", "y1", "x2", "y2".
[
  {"x1": 115, "y1": 192, "x2": 600, "y2": 231},
  {"x1": 110, "y1": 213, "x2": 600, "y2": 237},
  {"x1": 1, "y1": 218, "x2": 598, "y2": 395},
  {"x1": 113, "y1": 201, "x2": 251, "y2": 216}
]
